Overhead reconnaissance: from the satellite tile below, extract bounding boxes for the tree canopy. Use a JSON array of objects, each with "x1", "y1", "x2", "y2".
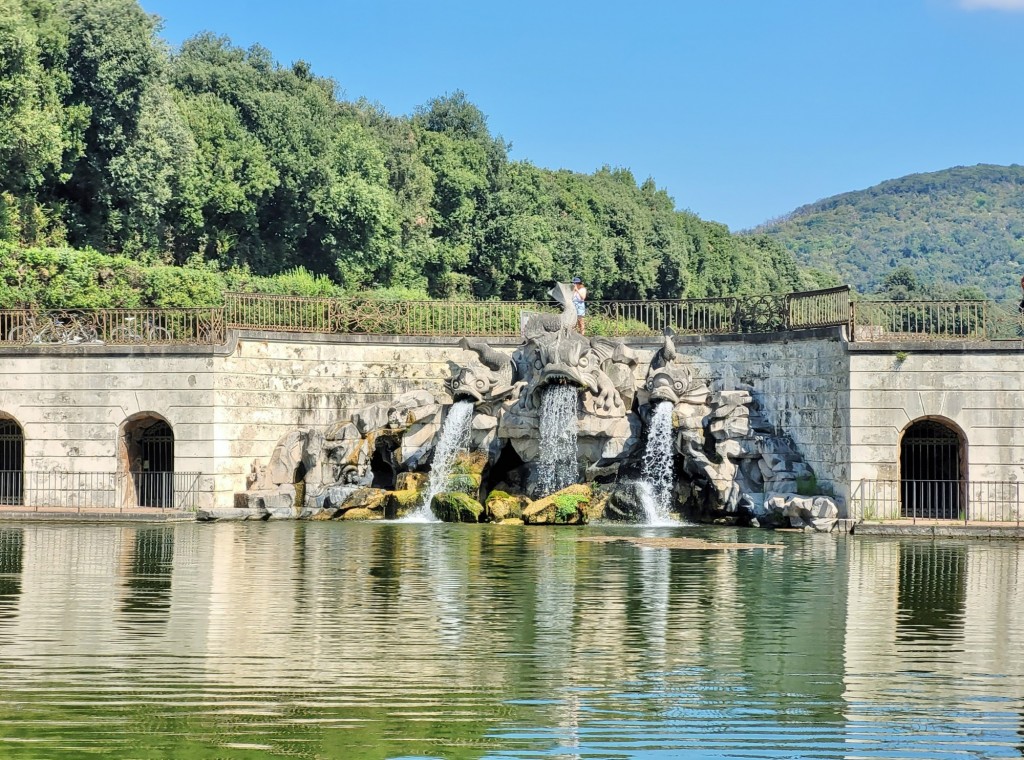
[{"x1": 0, "y1": 0, "x2": 807, "y2": 306}]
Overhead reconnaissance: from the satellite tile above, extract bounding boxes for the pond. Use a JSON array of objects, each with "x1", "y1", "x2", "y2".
[{"x1": 0, "y1": 522, "x2": 1021, "y2": 759}]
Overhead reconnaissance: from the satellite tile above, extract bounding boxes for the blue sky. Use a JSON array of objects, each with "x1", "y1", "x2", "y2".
[{"x1": 140, "y1": 0, "x2": 1024, "y2": 231}]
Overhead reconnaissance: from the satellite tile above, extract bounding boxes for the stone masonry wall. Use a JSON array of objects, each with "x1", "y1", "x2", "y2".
[
  {"x1": 669, "y1": 329, "x2": 852, "y2": 503},
  {"x1": 0, "y1": 329, "x2": 853, "y2": 510},
  {"x1": 848, "y1": 343, "x2": 1024, "y2": 510},
  {"x1": 0, "y1": 345, "x2": 219, "y2": 507}
]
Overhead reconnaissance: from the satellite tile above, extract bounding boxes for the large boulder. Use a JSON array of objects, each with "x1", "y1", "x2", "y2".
[
  {"x1": 522, "y1": 484, "x2": 591, "y2": 525},
  {"x1": 762, "y1": 492, "x2": 839, "y2": 531},
  {"x1": 485, "y1": 490, "x2": 526, "y2": 522},
  {"x1": 431, "y1": 492, "x2": 484, "y2": 523},
  {"x1": 338, "y1": 487, "x2": 387, "y2": 518},
  {"x1": 385, "y1": 489, "x2": 423, "y2": 519}
]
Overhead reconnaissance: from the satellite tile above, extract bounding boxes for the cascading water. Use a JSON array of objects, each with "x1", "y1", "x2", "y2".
[
  {"x1": 535, "y1": 384, "x2": 580, "y2": 497},
  {"x1": 408, "y1": 399, "x2": 474, "y2": 522},
  {"x1": 638, "y1": 401, "x2": 676, "y2": 525}
]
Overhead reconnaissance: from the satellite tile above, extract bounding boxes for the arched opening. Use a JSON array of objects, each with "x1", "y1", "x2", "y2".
[
  {"x1": 900, "y1": 418, "x2": 965, "y2": 520},
  {"x1": 0, "y1": 418, "x2": 24, "y2": 506},
  {"x1": 370, "y1": 439, "x2": 397, "y2": 490},
  {"x1": 120, "y1": 416, "x2": 174, "y2": 508}
]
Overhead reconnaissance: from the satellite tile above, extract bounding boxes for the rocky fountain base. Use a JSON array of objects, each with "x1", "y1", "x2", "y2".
[{"x1": 207, "y1": 284, "x2": 839, "y2": 531}]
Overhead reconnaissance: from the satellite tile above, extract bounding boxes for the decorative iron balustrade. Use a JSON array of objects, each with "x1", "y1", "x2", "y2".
[
  {"x1": 0, "y1": 470, "x2": 201, "y2": 512},
  {"x1": 0, "y1": 286, "x2": 878, "y2": 343},
  {"x1": 224, "y1": 287, "x2": 853, "y2": 338},
  {"x1": 788, "y1": 285, "x2": 851, "y2": 329},
  {"x1": 852, "y1": 478, "x2": 1022, "y2": 524},
  {"x1": 851, "y1": 300, "x2": 989, "y2": 341},
  {"x1": 0, "y1": 308, "x2": 224, "y2": 346}
]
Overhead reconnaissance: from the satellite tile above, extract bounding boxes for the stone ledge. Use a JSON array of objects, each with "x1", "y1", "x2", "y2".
[
  {"x1": 855, "y1": 521, "x2": 1024, "y2": 539},
  {"x1": 0, "y1": 508, "x2": 195, "y2": 522}
]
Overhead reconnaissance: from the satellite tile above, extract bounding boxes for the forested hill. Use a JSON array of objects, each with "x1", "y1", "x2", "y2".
[
  {"x1": 0, "y1": 0, "x2": 811, "y2": 308},
  {"x1": 754, "y1": 164, "x2": 1024, "y2": 301}
]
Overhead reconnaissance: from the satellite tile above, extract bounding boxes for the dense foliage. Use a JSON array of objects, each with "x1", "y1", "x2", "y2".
[
  {"x1": 755, "y1": 164, "x2": 1024, "y2": 302},
  {"x1": 0, "y1": 0, "x2": 808, "y2": 307}
]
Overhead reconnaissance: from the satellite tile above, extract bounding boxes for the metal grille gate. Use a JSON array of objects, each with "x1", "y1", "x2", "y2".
[
  {"x1": 901, "y1": 420, "x2": 963, "y2": 519},
  {"x1": 0, "y1": 420, "x2": 23, "y2": 506},
  {"x1": 137, "y1": 422, "x2": 174, "y2": 508}
]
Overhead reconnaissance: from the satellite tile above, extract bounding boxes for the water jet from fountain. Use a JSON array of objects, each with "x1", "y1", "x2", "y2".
[
  {"x1": 535, "y1": 384, "x2": 580, "y2": 497},
  {"x1": 407, "y1": 399, "x2": 474, "y2": 522},
  {"x1": 639, "y1": 401, "x2": 677, "y2": 526}
]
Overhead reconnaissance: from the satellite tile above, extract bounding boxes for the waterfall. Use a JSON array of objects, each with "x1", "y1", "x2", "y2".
[
  {"x1": 536, "y1": 384, "x2": 580, "y2": 497},
  {"x1": 409, "y1": 399, "x2": 474, "y2": 522},
  {"x1": 639, "y1": 401, "x2": 676, "y2": 525}
]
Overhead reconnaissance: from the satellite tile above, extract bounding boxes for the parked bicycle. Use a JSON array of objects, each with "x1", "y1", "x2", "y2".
[
  {"x1": 6, "y1": 312, "x2": 100, "y2": 344},
  {"x1": 109, "y1": 316, "x2": 173, "y2": 343}
]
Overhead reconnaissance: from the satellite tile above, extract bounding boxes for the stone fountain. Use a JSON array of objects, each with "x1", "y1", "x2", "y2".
[{"x1": 224, "y1": 283, "x2": 838, "y2": 530}]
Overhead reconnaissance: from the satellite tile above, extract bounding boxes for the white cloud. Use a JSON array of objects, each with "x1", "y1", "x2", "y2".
[{"x1": 959, "y1": 0, "x2": 1024, "y2": 10}]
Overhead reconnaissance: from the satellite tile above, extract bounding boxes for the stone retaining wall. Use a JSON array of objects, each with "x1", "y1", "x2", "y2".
[{"x1": 4, "y1": 327, "x2": 1023, "y2": 513}]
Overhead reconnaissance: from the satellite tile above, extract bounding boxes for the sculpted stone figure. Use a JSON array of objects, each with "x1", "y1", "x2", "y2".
[
  {"x1": 231, "y1": 284, "x2": 836, "y2": 528},
  {"x1": 447, "y1": 337, "x2": 516, "y2": 404}
]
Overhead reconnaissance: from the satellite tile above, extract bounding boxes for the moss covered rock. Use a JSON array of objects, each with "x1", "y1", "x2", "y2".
[
  {"x1": 447, "y1": 452, "x2": 488, "y2": 494},
  {"x1": 431, "y1": 491, "x2": 484, "y2": 523},
  {"x1": 522, "y1": 484, "x2": 591, "y2": 525},
  {"x1": 337, "y1": 487, "x2": 387, "y2": 519},
  {"x1": 385, "y1": 489, "x2": 423, "y2": 519},
  {"x1": 484, "y1": 489, "x2": 527, "y2": 522},
  {"x1": 340, "y1": 507, "x2": 383, "y2": 521},
  {"x1": 395, "y1": 471, "x2": 427, "y2": 491}
]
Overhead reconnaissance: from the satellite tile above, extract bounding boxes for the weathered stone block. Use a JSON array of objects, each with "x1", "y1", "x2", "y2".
[
  {"x1": 432, "y1": 492, "x2": 484, "y2": 522},
  {"x1": 484, "y1": 490, "x2": 524, "y2": 522},
  {"x1": 523, "y1": 484, "x2": 591, "y2": 525}
]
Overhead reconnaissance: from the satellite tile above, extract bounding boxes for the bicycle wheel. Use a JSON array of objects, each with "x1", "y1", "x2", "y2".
[
  {"x1": 148, "y1": 325, "x2": 172, "y2": 342},
  {"x1": 6, "y1": 325, "x2": 33, "y2": 343},
  {"x1": 77, "y1": 324, "x2": 99, "y2": 343},
  {"x1": 110, "y1": 326, "x2": 140, "y2": 343}
]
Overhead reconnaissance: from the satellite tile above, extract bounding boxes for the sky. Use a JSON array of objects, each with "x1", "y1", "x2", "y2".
[{"x1": 139, "y1": 0, "x2": 1024, "y2": 231}]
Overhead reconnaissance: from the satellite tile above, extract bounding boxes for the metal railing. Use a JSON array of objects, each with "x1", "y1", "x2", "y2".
[
  {"x1": 7, "y1": 289, "x2": 1024, "y2": 343},
  {"x1": 0, "y1": 471, "x2": 201, "y2": 512},
  {"x1": 852, "y1": 479, "x2": 1022, "y2": 524},
  {"x1": 0, "y1": 308, "x2": 224, "y2": 346},
  {"x1": 224, "y1": 286, "x2": 854, "y2": 338},
  {"x1": 848, "y1": 300, "x2": 1023, "y2": 342}
]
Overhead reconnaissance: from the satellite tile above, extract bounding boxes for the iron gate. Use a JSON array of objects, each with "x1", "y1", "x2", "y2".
[
  {"x1": 0, "y1": 420, "x2": 24, "y2": 506},
  {"x1": 137, "y1": 422, "x2": 174, "y2": 508}
]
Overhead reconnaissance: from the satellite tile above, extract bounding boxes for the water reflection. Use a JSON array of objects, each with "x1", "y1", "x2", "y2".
[
  {"x1": 118, "y1": 527, "x2": 175, "y2": 629},
  {"x1": 0, "y1": 527, "x2": 22, "y2": 624},
  {"x1": 0, "y1": 524, "x2": 1019, "y2": 759},
  {"x1": 897, "y1": 541, "x2": 966, "y2": 642}
]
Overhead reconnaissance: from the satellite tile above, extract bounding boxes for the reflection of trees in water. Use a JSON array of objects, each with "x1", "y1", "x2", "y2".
[
  {"x1": 897, "y1": 541, "x2": 966, "y2": 643},
  {"x1": 0, "y1": 528, "x2": 23, "y2": 622},
  {"x1": 118, "y1": 527, "x2": 174, "y2": 626}
]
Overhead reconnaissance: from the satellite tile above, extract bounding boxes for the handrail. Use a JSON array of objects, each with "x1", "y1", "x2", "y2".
[
  {"x1": 851, "y1": 478, "x2": 1022, "y2": 524},
  {"x1": 0, "y1": 470, "x2": 202, "y2": 511},
  {"x1": 0, "y1": 285, "x2": 860, "y2": 343}
]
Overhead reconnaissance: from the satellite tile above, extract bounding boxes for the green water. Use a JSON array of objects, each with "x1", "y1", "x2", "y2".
[{"x1": 0, "y1": 522, "x2": 1021, "y2": 759}]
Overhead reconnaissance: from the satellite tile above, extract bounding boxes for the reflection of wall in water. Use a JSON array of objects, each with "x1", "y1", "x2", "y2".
[
  {"x1": 844, "y1": 539, "x2": 1024, "y2": 709},
  {"x1": 896, "y1": 542, "x2": 966, "y2": 643},
  {"x1": 0, "y1": 528, "x2": 23, "y2": 624},
  {"x1": 2, "y1": 525, "x2": 213, "y2": 664},
  {"x1": 117, "y1": 527, "x2": 175, "y2": 632}
]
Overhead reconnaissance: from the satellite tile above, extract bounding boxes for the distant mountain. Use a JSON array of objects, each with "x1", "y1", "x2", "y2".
[{"x1": 753, "y1": 164, "x2": 1024, "y2": 301}]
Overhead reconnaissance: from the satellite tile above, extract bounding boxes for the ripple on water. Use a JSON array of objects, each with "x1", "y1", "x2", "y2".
[{"x1": 0, "y1": 523, "x2": 1021, "y2": 758}]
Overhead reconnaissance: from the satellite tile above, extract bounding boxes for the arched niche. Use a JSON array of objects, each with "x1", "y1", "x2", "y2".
[
  {"x1": 0, "y1": 416, "x2": 24, "y2": 506},
  {"x1": 899, "y1": 417, "x2": 966, "y2": 520},
  {"x1": 119, "y1": 414, "x2": 175, "y2": 508}
]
